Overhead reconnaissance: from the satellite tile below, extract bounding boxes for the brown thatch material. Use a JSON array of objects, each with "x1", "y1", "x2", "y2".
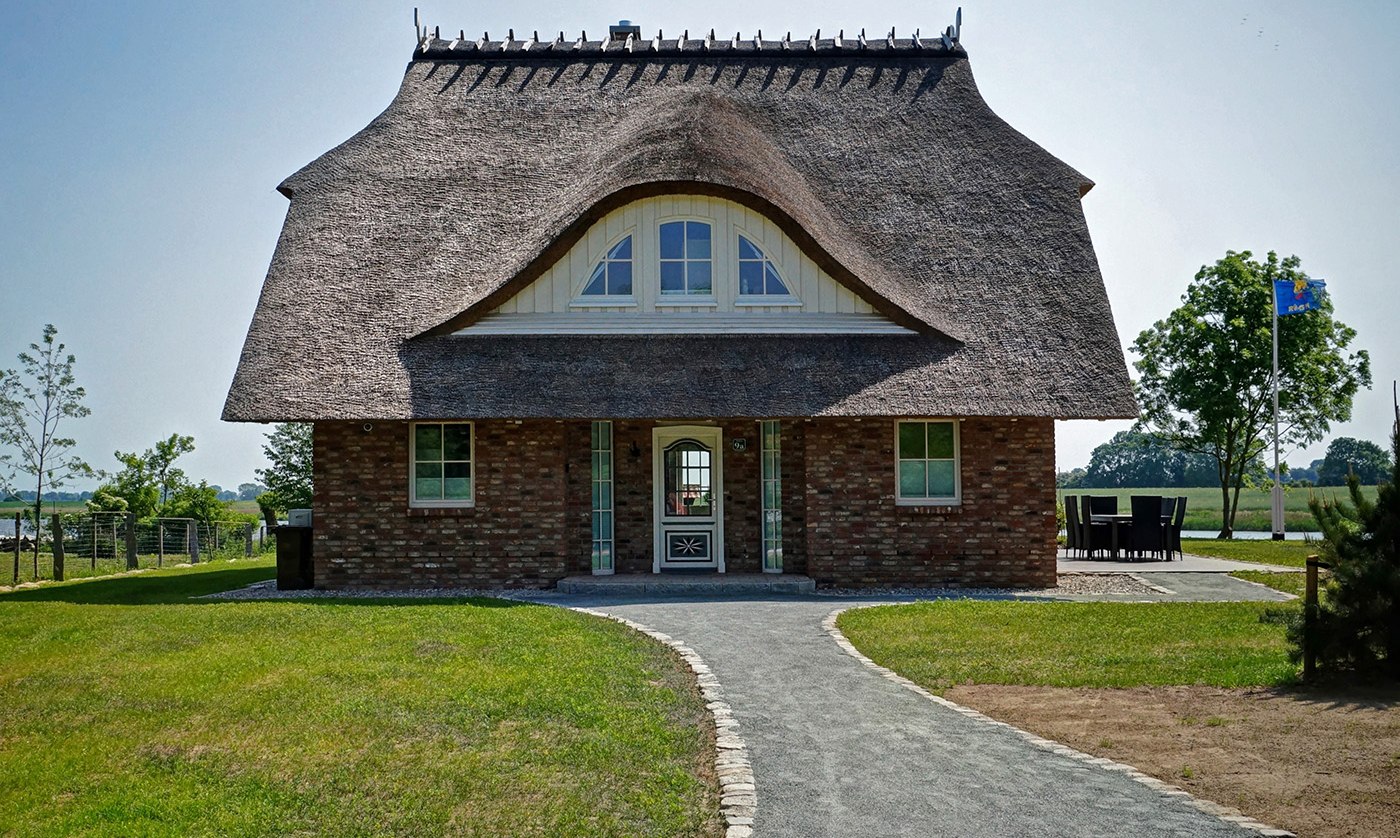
[{"x1": 224, "y1": 36, "x2": 1136, "y2": 422}]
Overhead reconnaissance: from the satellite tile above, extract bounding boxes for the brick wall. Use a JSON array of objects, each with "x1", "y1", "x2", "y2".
[
  {"x1": 803, "y1": 417, "x2": 1057, "y2": 588},
  {"x1": 310, "y1": 416, "x2": 1054, "y2": 589},
  {"x1": 312, "y1": 420, "x2": 591, "y2": 588}
]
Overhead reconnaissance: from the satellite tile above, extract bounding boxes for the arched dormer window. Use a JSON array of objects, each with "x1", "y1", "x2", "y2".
[
  {"x1": 737, "y1": 235, "x2": 792, "y2": 297},
  {"x1": 580, "y1": 235, "x2": 634, "y2": 296},
  {"x1": 659, "y1": 221, "x2": 712, "y2": 296}
]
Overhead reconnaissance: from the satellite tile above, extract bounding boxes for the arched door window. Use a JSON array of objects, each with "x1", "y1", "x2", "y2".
[{"x1": 663, "y1": 439, "x2": 713, "y2": 517}]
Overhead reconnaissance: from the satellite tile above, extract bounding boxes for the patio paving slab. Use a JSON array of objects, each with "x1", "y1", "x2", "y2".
[{"x1": 1058, "y1": 551, "x2": 1299, "y2": 574}]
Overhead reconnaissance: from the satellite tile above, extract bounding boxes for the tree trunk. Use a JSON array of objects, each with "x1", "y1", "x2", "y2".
[{"x1": 1217, "y1": 480, "x2": 1233, "y2": 539}]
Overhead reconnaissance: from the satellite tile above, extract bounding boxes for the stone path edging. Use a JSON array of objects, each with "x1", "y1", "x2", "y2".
[
  {"x1": 821, "y1": 605, "x2": 1296, "y2": 838},
  {"x1": 569, "y1": 607, "x2": 756, "y2": 838}
]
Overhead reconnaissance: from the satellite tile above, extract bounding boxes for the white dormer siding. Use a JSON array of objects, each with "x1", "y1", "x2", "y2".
[{"x1": 460, "y1": 194, "x2": 913, "y2": 335}]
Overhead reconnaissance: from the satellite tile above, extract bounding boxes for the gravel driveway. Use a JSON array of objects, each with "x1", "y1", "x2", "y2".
[{"x1": 540, "y1": 593, "x2": 1276, "y2": 838}]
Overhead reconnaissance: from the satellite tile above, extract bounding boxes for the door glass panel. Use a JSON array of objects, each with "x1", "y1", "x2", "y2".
[{"x1": 663, "y1": 439, "x2": 712, "y2": 517}]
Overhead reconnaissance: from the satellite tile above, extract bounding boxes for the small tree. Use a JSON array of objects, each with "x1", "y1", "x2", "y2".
[
  {"x1": 1294, "y1": 388, "x2": 1400, "y2": 679},
  {"x1": 0, "y1": 325, "x2": 92, "y2": 564},
  {"x1": 1133, "y1": 251, "x2": 1371, "y2": 537},
  {"x1": 256, "y1": 423, "x2": 313, "y2": 518}
]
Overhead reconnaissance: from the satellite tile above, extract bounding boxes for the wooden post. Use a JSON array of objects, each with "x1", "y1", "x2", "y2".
[
  {"x1": 188, "y1": 522, "x2": 200, "y2": 563},
  {"x1": 52, "y1": 513, "x2": 64, "y2": 582},
  {"x1": 157, "y1": 521, "x2": 165, "y2": 567},
  {"x1": 244, "y1": 522, "x2": 254, "y2": 558},
  {"x1": 124, "y1": 513, "x2": 138, "y2": 570},
  {"x1": 11, "y1": 512, "x2": 19, "y2": 584},
  {"x1": 91, "y1": 516, "x2": 97, "y2": 569},
  {"x1": 214, "y1": 522, "x2": 221, "y2": 556},
  {"x1": 1304, "y1": 555, "x2": 1322, "y2": 681}
]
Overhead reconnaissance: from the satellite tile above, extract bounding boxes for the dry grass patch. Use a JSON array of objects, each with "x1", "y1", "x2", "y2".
[{"x1": 947, "y1": 683, "x2": 1400, "y2": 838}]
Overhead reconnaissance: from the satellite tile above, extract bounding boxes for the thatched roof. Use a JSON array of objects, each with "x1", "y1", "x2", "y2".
[{"x1": 223, "y1": 32, "x2": 1136, "y2": 422}]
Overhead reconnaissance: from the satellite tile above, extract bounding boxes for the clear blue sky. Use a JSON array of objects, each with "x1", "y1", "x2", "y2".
[{"x1": 2, "y1": 0, "x2": 1397, "y2": 491}]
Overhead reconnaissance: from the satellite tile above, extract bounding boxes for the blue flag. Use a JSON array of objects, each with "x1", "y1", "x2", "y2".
[{"x1": 1274, "y1": 278, "x2": 1326, "y2": 316}]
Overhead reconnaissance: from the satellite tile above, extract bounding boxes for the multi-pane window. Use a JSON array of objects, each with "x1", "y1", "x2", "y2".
[
  {"x1": 659, "y1": 220, "x2": 712, "y2": 295},
  {"x1": 738, "y1": 236, "x2": 791, "y2": 296},
  {"x1": 896, "y1": 420, "x2": 959, "y2": 504},
  {"x1": 580, "y1": 235, "x2": 633, "y2": 296},
  {"x1": 590, "y1": 422, "x2": 614, "y2": 574},
  {"x1": 760, "y1": 421, "x2": 783, "y2": 572},
  {"x1": 412, "y1": 422, "x2": 473, "y2": 505}
]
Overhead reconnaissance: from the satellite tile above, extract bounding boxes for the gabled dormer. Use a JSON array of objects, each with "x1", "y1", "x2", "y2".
[{"x1": 457, "y1": 195, "x2": 914, "y2": 335}]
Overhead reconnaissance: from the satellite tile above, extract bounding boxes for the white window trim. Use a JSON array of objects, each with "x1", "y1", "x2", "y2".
[
  {"x1": 572, "y1": 228, "x2": 637, "y2": 302},
  {"x1": 409, "y1": 421, "x2": 477, "y2": 508},
  {"x1": 734, "y1": 296, "x2": 803, "y2": 308},
  {"x1": 893, "y1": 418, "x2": 962, "y2": 507}
]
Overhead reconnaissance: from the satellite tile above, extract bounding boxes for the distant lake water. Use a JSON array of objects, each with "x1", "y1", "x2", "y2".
[{"x1": 1181, "y1": 529, "x2": 1322, "y2": 541}]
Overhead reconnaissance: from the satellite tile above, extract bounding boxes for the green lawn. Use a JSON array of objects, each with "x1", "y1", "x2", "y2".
[
  {"x1": 837, "y1": 600, "x2": 1297, "y2": 692},
  {"x1": 0, "y1": 560, "x2": 720, "y2": 837},
  {"x1": 1058, "y1": 485, "x2": 1378, "y2": 533},
  {"x1": 1181, "y1": 538, "x2": 1317, "y2": 568}
]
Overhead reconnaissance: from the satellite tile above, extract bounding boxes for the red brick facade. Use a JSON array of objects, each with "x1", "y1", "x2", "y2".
[{"x1": 310, "y1": 417, "x2": 1056, "y2": 589}]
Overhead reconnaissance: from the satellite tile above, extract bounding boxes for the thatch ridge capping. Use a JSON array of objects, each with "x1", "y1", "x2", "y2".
[{"x1": 414, "y1": 35, "x2": 968, "y2": 61}]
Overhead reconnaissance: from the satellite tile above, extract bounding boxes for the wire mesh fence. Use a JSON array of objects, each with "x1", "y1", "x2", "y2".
[{"x1": 5, "y1": 511, "x2": 272, "y2": 586}]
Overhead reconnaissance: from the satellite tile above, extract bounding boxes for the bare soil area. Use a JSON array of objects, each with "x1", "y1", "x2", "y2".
[{"x1": 947, "y1": 684, "x2": 1400, "y2": 838}]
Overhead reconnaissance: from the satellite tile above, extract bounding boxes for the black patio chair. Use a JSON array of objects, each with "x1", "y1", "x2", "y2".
[
  {"x1": 1063, "y1": 496, "x2": 1081, "y2": 557},
  {"x1": 1167, "y1": 496, "x2": 1187, "y2": 560},
  {"x1": 1161, "y1": 496, "x2": 1176, "y2": 518},
  {"x1": 1088, "y1": 496, "x2": 1118, "y2": 515},
  {"x1": 1082, "y1": 496, "x2": 1115, "y2": 559},
  {"x1": 1126, "y1": 495, "x2": 1167, "y2": 560}
]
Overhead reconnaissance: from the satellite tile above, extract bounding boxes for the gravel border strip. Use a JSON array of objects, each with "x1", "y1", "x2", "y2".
[
  {"x1": 821, "y1": 605, "x2": 1295, "y2": 838},
  {"x1": 569, "y1": 607, "x2": 756, "y2": 838}
]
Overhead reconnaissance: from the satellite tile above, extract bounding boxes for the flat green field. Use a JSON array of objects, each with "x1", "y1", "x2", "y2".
[
  {"x1": 837, "y1": 599, "x2": 1297, "y2": 691},
  {"x1": 1057, "y1": 485, "x2": 1378, "y2": 534},
  {"x1": 0, "y1": 561, "x2": 721, "y2": 837}
]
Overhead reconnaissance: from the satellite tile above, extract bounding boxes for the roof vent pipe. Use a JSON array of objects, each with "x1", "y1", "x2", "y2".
[{"x1": 609, "y1": 20, "x2": 641, "y2": 41}]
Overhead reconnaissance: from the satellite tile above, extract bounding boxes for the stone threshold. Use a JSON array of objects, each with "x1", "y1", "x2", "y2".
[{"x1": 556, "y1": 573, "x2": 816, "y2": 596}]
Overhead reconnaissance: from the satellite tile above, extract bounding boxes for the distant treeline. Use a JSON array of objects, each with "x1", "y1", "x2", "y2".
[{"x1": 1058, "y1": 431, "x2": 1393, "y2": 490}]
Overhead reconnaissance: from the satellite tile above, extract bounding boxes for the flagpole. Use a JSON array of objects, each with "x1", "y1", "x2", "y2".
[{"x1": 1271, "y1": 283, "x2": 1285, "y2": 541}]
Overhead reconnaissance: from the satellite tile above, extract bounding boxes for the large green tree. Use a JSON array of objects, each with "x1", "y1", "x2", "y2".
[
  {"x1": 1317, "y1": 436, "x2": 1392, "y2": 486},
  {"x1": 1132, "y1": 251, "x2": 1371, "y2": 537},
  {"x1": 256, "y1": 423, "x2": 313, "y2": 526},
  {"x1": 0, "y1": 325, "x2": 92, "y2": 566}
]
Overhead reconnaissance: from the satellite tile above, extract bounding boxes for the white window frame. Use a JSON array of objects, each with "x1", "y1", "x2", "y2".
[
  {"x1": 894, "y1": 419, "x2": 961, "y2": 507},
  {"x1": 409, "y1": 421, "x2": 476, "y2": 508},
  {"x1": 734, "y1": 228, "x2": 802, "y2": 307},
  {"x1": 571, "y1": 229, "x2": 638, "y2": 307},
  {"x1": 656, "y1": 217, "x2": 717, "y2": 304}
]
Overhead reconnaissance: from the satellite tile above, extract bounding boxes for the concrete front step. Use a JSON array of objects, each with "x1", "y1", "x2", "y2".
[{"x1": 556, "y1": 573, "x2": 816, "y2": 596}]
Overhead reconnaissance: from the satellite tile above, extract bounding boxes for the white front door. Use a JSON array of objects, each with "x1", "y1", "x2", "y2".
[{"x1": 653, "y1": 425, "x2": 725, "y2": 572}]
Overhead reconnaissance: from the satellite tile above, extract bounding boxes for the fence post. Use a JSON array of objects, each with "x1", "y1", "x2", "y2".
[
  {"x1": 11, "y1": 512, "x2": 18, "y2": 584},
  {"x1": 188, "y1": 521, "x2": 200, "y2": 563},
  {"x1": 1304, "y1": 555, "x2": 1322, "y2": 681},
  {"x1": 91, "y1": 516, "x2": 97, "y2": 569},
  {"x1": 124, "y1": 513, "x2": 138, "y2": 570},
  {"x1": 52, "y1": 513, "x2": 64, "y2": 582},
  {"x1": 214, "y1": 522, "x2": 221, "y2": 555},
  {"x1": 244, "y1": 522, "x2": 254, "y2": 557},
  {"x1": 157, "y1": 521, "x2": 165, "y2": 567}
]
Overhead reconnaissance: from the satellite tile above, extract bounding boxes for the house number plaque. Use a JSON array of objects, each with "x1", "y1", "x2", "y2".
[{"x1": 731, "y1": 438, "x2": 748, "y2": 452}]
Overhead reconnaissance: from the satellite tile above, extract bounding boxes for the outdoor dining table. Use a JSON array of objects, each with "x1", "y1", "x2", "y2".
[{"x1": 1089, "y1": 512, "x2": 1172, "y2": 559}]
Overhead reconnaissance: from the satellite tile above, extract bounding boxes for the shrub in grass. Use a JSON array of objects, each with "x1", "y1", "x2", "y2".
[{"x1": 1294, "y1": 396, "x2": 1400, "y2": 679}]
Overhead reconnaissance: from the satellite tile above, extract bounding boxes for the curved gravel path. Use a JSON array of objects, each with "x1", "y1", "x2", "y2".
[{"x1": 540, "y1": 593, "x2": 1284, "y2": 838}]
